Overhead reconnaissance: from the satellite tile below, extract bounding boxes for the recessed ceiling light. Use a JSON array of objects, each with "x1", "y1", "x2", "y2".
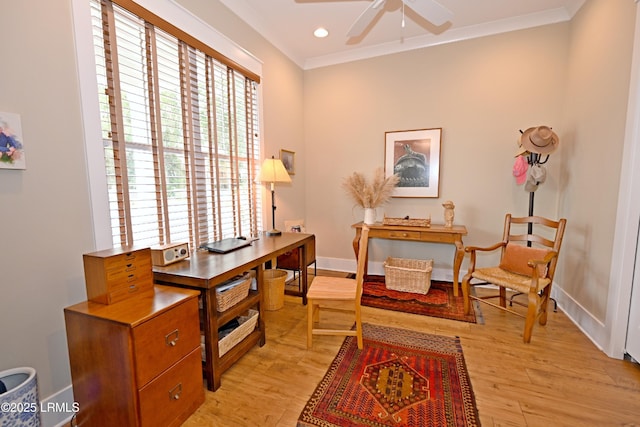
[{"x1": 314, "y1": 27, "x2": 329, "y2": 38}]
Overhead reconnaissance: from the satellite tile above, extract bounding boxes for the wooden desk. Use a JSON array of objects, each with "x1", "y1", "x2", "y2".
[
  {"x1": 153, "y1": 233, "x2": 315, "y2": 391},
  {"x1": 352, "y1": 222, "x2": 467, "y2": 296}
]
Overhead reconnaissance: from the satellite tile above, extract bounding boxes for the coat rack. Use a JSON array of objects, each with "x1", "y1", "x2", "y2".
[
  {"x1": 525, "y1": 152, "x2": 550, "y2": 239},
  {"x1": 511, "y1": 128, "x2": 558, "y2": 311}
]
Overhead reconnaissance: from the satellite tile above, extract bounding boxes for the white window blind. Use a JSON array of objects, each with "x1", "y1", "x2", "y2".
[{"x1": 89, "y1": 0, "x2": 262, "y2": 249}]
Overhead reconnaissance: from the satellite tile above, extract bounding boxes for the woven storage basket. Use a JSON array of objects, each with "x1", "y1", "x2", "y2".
[
  {"x1": 218, "y1": 309, "x2": 259, "y2": 357},
  {"x1": 216, "y1": 274, "x2": 251, "y2": 312},
  {"x1": 384, "y1": 257, "x2": 433, "y2": 294},
  {"x1": 263, "y1": 269, "x2": 287, "y2": 311}
]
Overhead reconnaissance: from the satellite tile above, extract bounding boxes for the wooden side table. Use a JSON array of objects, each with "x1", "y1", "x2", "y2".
[{"x1": 352, "y1": 222, "x2": 468, "y2": 296}]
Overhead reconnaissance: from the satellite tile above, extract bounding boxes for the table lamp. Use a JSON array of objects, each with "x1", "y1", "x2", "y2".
[{"x1": 258, "y1": 155, "x2": 291, "y2": 236}]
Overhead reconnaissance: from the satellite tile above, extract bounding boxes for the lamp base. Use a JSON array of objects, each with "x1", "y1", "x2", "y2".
[{"x1": 266, "y1": 229, "x2": 282, "y2": 236}]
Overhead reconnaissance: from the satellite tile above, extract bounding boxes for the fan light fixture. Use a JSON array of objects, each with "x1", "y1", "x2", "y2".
[{"x1": 343, "y1": 0, "x2": 454, "y2": 38}]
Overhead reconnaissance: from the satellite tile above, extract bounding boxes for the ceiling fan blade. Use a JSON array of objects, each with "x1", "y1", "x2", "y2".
[
  {"x1": 347, "y1": 0, "x2": 387, "y2": 38},
  {"x1": 403, "y1": 0, "x2": 453, "y2": 26}
]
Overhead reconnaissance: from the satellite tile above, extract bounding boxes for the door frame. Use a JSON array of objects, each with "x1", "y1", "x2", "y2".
[{"x1": 607, "y1": 4, "x2": 640, "y2": 359}]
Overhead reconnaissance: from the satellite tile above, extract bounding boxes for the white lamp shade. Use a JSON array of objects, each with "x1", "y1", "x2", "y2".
[{"x1": 258, "y1": 157, "x2": 291, "y2": 184}]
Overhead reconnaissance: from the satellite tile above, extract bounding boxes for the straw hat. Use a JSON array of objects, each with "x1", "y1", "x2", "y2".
[{"x1": 519, "y1": 126, "x2": 559, "y2": 155}]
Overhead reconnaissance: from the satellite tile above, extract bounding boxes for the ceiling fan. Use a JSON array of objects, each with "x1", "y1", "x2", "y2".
[{"x1": 346, "y1": 0, "x2": 453, "y2": 38}]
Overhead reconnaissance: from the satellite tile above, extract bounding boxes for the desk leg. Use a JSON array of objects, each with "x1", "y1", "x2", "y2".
[
  {"x1": 452, "y1": 239, "x2": 464, "y2": 297},
  {"x1": 201, "y1": 289, "x2": 221, "y2": 391},
  {"x1": 256, "y1": 265, "x2": 266, "y2": 347},
  {"x1": 300, "y1": 244, "x2": 308, "y2": 305}
]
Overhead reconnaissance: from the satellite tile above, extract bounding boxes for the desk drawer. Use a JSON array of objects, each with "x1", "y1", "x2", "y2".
[
  {"x1": 103, "y1": 250, "x2": 149, "y2": 270},
  {"x1": 106, "y1": 280, "x2": 154, "y2": 304},
  {"x1": 419, "y1": 231, "x2": 456, "y2": 243},
  {"x1": 383, "y1": 230, "x2": 422, "y2": 240},
  {"x1": 133, "y1": 297, "x2": 200, "y2": 386},
  {"x1": 105, "y1": 259, "x2": 152, "y2": 281},
  {"x1": 138, "y1": 348, "x2": 204, "y2": 427}
]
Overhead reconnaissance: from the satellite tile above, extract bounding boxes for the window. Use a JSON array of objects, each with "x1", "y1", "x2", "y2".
[{"x1": 89, "y1": 0, "x2": 262, "y2": 249}]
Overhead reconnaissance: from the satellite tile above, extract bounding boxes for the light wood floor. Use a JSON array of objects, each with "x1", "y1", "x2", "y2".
[{"x1": 183, "y1": 271, "x2": 640, "y2": 426}]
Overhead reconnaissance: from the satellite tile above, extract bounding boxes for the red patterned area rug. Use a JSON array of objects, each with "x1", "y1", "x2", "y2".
[
  {"x1": 297, "y1": 323, "x2": 480, "y2": 427},
  {"x1": 359, "y1": 275, "x2": 480, "y2": 324}
]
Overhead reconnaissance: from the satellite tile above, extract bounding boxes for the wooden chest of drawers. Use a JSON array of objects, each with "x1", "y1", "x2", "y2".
[
  {"x1": 83, "y1": 246, "x2": 154, "y2": 304},
  {"x1": 64, "y1": 285, "x2": 204, "y2": 426}
]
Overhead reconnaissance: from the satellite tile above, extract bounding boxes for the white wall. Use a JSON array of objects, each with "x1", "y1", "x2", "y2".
[
  {"x1": 303, "y1": 24, "x2": 570, "y2": 267},
  {"x1": 0, "y1": 0, "x2": 94, "y2": 403},
  {"x1": 555, "y1": 0, "x2": 636, "y2": 349}
]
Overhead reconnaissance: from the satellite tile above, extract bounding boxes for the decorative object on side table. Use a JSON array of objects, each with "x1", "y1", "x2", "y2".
[
  {"x1": 343, "y1": 168, "x2": 399, "y2": 225},
  {"x1": 443, "y1": 200, "x2": 455, "y2": 228}
]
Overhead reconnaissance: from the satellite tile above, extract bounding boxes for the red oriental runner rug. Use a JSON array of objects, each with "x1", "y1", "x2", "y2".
[
  {"x1": 360, "y1": 275, "x2": 480, "y2": 324},
  {"x1": 297, "y1": 323, "x2": 480, "y2": 427}
]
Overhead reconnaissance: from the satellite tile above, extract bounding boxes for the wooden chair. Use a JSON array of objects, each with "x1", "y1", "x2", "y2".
[
  {"x1": 307, "y1": 225, "x2": 370, "y2": 349},
  {"x1": 461, "y1": 214, "x2": 567, "y2": 343}
]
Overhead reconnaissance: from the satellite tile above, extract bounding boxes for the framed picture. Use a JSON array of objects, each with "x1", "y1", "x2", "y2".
[
  {"x1": 0, "y1": 111, "x2": 26, "y2": 170},
  {"x1": 280, "y1": 149, "x2": 295, "y2": 175},
  {"x1": 384, "y1": 128, "x2": 441, "y2": 198}
]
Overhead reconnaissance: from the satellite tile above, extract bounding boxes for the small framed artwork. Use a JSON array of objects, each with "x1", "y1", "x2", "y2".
[
  {"x1": 0, "y1": 111, "x2": 26, "y2": 170},
  {"x1": 280, "y1": 149, "x2": 295, "y2": 175},
  {"x1": 384, "y1": 128, "x2": 441, "y2": 198}
]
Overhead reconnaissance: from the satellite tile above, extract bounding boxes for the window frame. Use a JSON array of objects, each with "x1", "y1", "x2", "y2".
[{"x1": 71, "y1": 0, "x2": 264, "y2": 250}]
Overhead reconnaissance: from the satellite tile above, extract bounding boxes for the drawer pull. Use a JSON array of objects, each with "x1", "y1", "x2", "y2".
[
  {"x1": 169, "y1": 383, "x2": 182, "y2": 400},
  {"x1": 165, "y1": 329, "x2": 180, "y2": 347},
  {"x1": 128, "y1": 284, "x2": 138, "y2": 293},
  {"x1": 127, "y1": 274, "x2": 136, "y2": 282},
  {"x1": 402, "y1": 233, "x2": 408, "y2": 237}
]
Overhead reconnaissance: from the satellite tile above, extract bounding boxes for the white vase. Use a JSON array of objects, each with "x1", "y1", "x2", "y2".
[
  {"x1": 363, "y1": 208, "x2": 376, "y2": 225},
  {"x1": 0, "y1": 367, "x2": 40, "y2": 426}
]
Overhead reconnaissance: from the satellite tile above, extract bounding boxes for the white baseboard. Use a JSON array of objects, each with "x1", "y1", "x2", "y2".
[
  {"x1": 552, "y1": 285, "x2": 609, "y2": 354},
  {"x1": 40, "y1": 385, "x2": 75, "y2": 427}
]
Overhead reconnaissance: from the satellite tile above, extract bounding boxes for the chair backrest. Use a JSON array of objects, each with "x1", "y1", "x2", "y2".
[
  {"x1": 354, "y1": 225, "x2": 370, "y2": 297},
  {"x1": 501, "y1": 214, "x2": 567, "y2": 280}
]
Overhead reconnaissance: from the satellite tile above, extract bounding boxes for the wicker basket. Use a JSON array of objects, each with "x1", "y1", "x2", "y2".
[
  {"x1": 383, "y1": 257, "x2": 433, "y2": 294},
  {"x1": 263, "y1": 269, "x2": 287, "y2": 311},
  {"x1": 382, "y1": 216, "x2": 431, "y2": 227},
  {"x1": 218, "y1": 309, "x2": 259, "y2": 357},
  {"x1": 215, "y1": 274, "x2": 251, "y2": 312}
]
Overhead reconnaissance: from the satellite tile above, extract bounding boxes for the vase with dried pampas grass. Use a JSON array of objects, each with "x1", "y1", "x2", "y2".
[{"x1": 342, "y1": 168, "x2": 399, "y2": 224}]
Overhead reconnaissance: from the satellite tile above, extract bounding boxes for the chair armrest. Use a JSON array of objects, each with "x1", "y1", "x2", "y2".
[
  {"x1": 527, "y1": 250, "x2": 558, "y2": 268},
  {"x1": 464, "y1": 242, "x2": 506, "y2": 276},
  {"x1": 464, "y1": 242, "x2": 506, "y2": 253},
  {"x1": 524, "y1": 251, "x2": 558, "y2": 289}
]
